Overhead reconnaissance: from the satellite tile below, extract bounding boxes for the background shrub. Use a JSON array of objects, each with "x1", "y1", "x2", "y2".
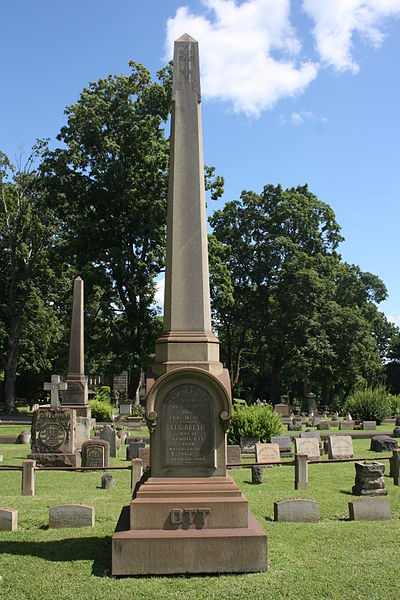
[
  {"x1": 130, "y1": 404, "x2": 145, "y2": 418},
  {"x1": 227, "y1": 403, "x2": 283, "y2": 444},
  {"x1": 343, "y1": 385, "x2": 392, "y2": 424},
  {"x1": 89, "y1": 398, "x2": 112, "y2": 421}
]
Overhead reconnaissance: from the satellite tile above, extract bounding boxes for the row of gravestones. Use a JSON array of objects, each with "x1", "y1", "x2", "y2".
[
  {"x1": 1, "y1": 495, "x2": 391, "y2": 532},
  {"x1": 237, "y1": 433, "x2": 399, "y2": 463},
  {"x1": 0, "y1": 503, "x2": 95, "y2": 532},
  {"x1": 287, "y1": 419, "x2": 380, "y2": 432},
  {"x1": 273, "y1": 497, "x2": 392, "y2": 522}
]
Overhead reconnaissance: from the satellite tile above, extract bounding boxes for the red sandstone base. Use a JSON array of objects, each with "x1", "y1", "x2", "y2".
[
  {"x1": 112, "y1": 474, "x2": 267, "y2": 575},
  {"x1": 112, "y1": 510, "x2": 267, "y2": 575}
]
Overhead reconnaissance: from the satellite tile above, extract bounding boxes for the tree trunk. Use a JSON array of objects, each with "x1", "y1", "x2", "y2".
[
  {"x1": 270, "y1": 356, "x2": 282, "y2": 404},
  {"x1": 4, "y1": 313, "x2": 23, "y2": 415},
  {"x1": 128, "y1": 370, "x2": 141, "y2": 402}
]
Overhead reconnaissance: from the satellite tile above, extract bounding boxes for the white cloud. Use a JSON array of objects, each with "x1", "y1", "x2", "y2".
[
  {"x1": 165, "y1": 0, "x2": 318, "y2": 116},
  {"x1": 302, "y1": 0, "x2": 400, "y2": 72},
  {"x1": 165, "y1": 0, "x2": 400, "y2": 115},
  {"x1": 280, "y1": 109, "x2": 328, "y2": 126},
  {"x1": 387, "y1": 314, "x2": 400, "y2": 327}
]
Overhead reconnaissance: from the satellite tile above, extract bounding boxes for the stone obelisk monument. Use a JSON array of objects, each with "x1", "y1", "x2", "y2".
[
  {"x1": 62, "y1": 276, "x2": 90, "y2": 418},
  {"x1": 112, "y1": 34, "x2": 267, "y2": 576}
]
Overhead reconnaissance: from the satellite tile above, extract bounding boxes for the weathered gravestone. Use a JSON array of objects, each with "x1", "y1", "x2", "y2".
[
  {"x1": 393, "y1": 426, "x2": 400, "y2": 438},
  {"x1": 339, "y1": 421, "x2": 354, "y2": 430},
  {"x1": 101, "y1": 473, "x2": 115, "y2": 489},
  {"x1": 226, "y1": 445, "x2": 241, "y2": 468},
  {"x1": 81, "y1": 439, "x2": 110, "y2": 468},
  {"x1": 49, "y1": 504, "x2": 94, "y2": 528},
  {"x1": 138, "y1": 447, "x2": 150, "y2": 471},
  {"x1": 370, "y1": 436, "x2": 398, "y2": 452},
  {"x1": 328, "y1": 435, "x2": 354, "y2": 459},
  {"x1": 29, "y1": 408, "x2": 79, "y2": 467},
  {"x1": 255, "y1": 443, "x2": 280, "y2": 465},
  {"x1": 295, "y1": 437, "x2": 320, "y2": 460},
  {"x1": 100, "y1": 425, "x2": 118, "y2": 458},
  {"x1": 352, "y1": 461, "x2": 387, "y2": 496},
  {"x1": 288, "y1": 420, "x2": 302, "y2": 432},
  {"x1": 317, "y1": 421, "x2": 330, "y2": 431},
  {"x1": 240, "y1": 437, "x2": 260, "y2": 454},
  {"x1": 271, "y1": 435, "x2": 293, "y2": 457},
  {"x1": 301, "y1": 430, "x2": 323, "y2": 453},
  {"x1": 126, "y1": 441, "x2": 146, "y2": 461},
  {"x1": 43, "y1": 374, "x2": 67, "y2": 409},
  {"x1": 348, "y1": 498, "x2": 391, "y2": 521},
  {"x1": 17, "y1": 430, "x2": 31, "y2": 444},
  {"x1": 111, "y1": 35, "x2": 267, "y2": 577},
  {"x1": 274, "y1": 499, "x2": 319, "y2": 522},
  {"x1": 0, "y1": 507, "x2": 18, "y2": 531},
  {"x1": 274, "y1": 403, "x2": 289, "y2": 417},
  {"x1": 252, "y1": 465, "x2": 264, "y2": 484},
  {"x1": 362, "y1": 421, "x2": 377, "y2": 430}
]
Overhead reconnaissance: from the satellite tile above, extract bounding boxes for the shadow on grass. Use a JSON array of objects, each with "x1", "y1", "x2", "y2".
[
  {"x1": 0, "y1": 535, "x2": 112, "y2": 577},
  {"x1": 340, "y1": 490, "x2": 354, "y2": 495}
]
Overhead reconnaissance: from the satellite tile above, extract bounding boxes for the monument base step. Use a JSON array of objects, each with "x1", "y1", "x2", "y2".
[
  {"x1": 28, "y1": 453, "x2": 80, "y2": 467},
  {"x1": 130, "y1": 474, "x2": 249, "y2": 529},
  {"x1": 112, "y1": 509, "x2": 267, "y2": 575}
]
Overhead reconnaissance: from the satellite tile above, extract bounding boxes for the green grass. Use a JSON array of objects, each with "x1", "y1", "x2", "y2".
[{"x1": 0, "y1": 438, "x2": 399, "y2": 599}]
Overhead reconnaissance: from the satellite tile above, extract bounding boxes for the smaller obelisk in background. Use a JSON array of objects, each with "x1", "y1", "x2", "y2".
[{"x1": 62, "y1": 276, "x2": 90, "y2": 417}]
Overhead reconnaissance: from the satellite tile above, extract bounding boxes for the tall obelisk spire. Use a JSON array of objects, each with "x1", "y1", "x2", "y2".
[
  {"x1": 62, "y1": 276, "x2": 89, "y2": 413},
  {"x1": 153, "y1": 34, "x2": 221, "y2": 375}
]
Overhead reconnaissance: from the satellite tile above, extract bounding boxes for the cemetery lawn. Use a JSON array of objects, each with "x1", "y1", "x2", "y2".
[{"x1": 1, "y1": 439, "x2": 399, "y2": 600}]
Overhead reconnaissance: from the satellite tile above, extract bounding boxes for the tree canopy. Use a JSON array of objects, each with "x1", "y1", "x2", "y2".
[
  {"x1": 209, "y1": 184, "x2": 391, "y2": 405},
  {"x1": 41, "y1": 62, "x2": 173, "y2": 395}
]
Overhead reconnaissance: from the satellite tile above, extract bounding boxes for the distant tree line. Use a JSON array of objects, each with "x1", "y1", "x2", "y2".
[{"x1": 1, "y1": 60, "x2": 399, "y2": 414}]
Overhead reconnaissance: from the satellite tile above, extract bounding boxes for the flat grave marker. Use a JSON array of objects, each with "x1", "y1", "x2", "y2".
[
  {"x1": 348, "y1": 498, "x2": 391, "y2": 521},
  {"x1": 274, "y1": 499, "x2": 319, "y2": 522},
  {"x1": 49, "y1": 504, "x2": 94, "y2": 529}
]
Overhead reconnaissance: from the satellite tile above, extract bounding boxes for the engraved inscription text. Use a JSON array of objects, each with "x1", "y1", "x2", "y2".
[{"x1": 163, "y1": 384, "x2": 214, "y2": 468}]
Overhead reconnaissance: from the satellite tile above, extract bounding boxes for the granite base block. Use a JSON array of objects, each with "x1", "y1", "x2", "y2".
[{"x1": 112, "y1": 511, "x2": 267, "y2": 575}]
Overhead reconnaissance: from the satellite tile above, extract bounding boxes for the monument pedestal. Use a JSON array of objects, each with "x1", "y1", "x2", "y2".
[{"x1": 112, "y1": 474, "x2": 267, "y2": 575}]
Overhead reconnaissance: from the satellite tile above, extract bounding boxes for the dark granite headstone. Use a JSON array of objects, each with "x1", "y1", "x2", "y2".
[
  {"x1": 271, "y1": 435, "x2": 293, "y2": 457},
  {"x1": 226, "y1": 445, "x2": 241, "y2": 468},
  {"x1": 126, "y1": 441, "x2": 146, "y2": 460}
]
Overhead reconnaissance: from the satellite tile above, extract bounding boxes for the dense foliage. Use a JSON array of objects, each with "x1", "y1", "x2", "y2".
[
  {"x1": 227, "y1": 403, "x2": 283, "y2": 444},
  {"x1": 209, "y1": 184, "x2": 393, "y2": 404},
  {"x1": 41, "y1": 62, "x2": 173, "y2": 397},
  {"x1": 343, "y1": 385, "x2": 393, "y2": 423}
]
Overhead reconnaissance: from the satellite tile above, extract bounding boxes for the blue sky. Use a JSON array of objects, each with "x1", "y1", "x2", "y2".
[{"x1": 1, "y1": 1, "x2": 399, "y2": 324}]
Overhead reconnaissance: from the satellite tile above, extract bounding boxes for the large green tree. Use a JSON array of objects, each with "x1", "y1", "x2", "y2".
[
  {"x1": 41, "y1": 62, "x2": 173, "y2": 395},
  {"x1": 209, "y1": 183, "x2": 388, "y2": 403},
  {"x1": 0, "y1": 145, "x2": 62, "y2": 413}
]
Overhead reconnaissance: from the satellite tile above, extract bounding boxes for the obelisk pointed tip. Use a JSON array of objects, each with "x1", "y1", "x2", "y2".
[
  {"x1": 75, "y1": 276, "x2": 83, "y2": 281},
  {"x1": 176, "y1": 33, "x2": 198, "y2": 43}
]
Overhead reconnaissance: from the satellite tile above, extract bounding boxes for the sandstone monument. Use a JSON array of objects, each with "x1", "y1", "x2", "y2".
[
  {"x1": 112, "y1": 34, "x2": 267, "y2": 575},
  {"x1": 62, "y1": 276, "x2": 90, "y2": 418}
]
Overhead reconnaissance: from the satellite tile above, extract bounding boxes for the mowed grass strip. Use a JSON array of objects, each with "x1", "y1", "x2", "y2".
[{"x1": 0, "y1": 438, "x2": 399, "y2": 600}]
